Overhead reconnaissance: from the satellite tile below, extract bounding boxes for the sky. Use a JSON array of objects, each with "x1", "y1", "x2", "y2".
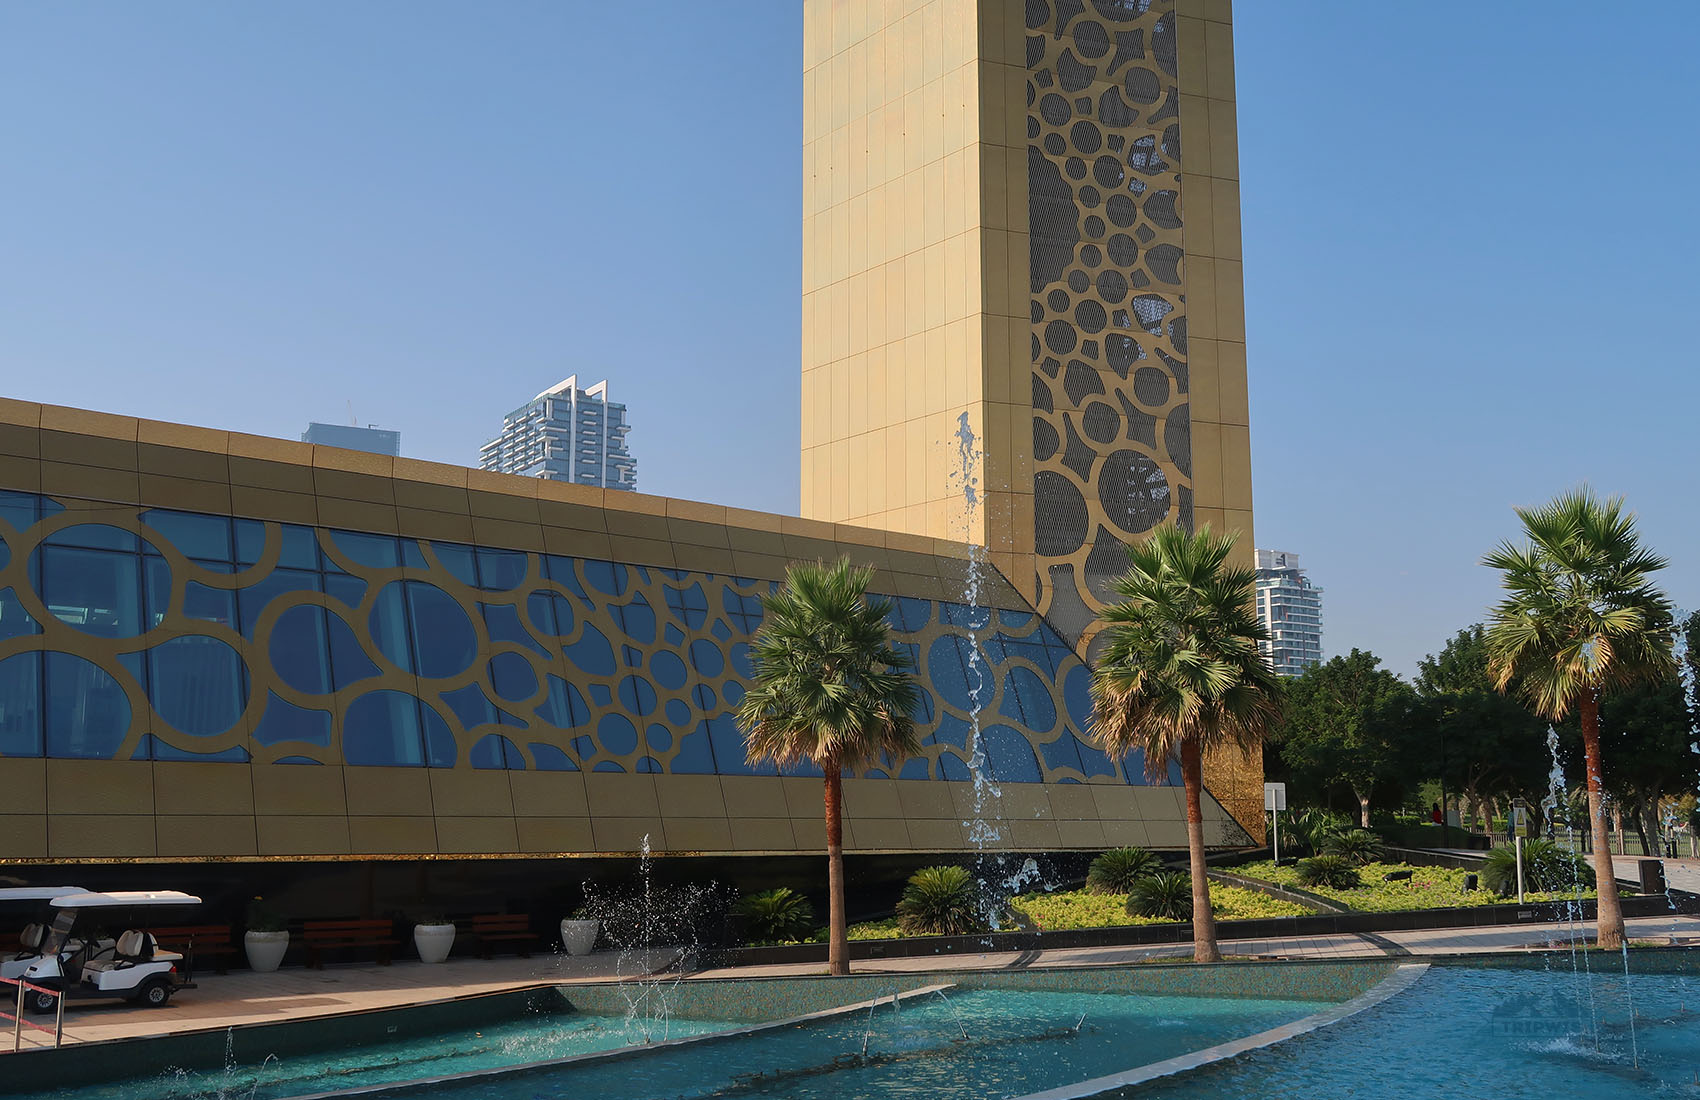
[{"x1": 3, "y1": 3, "x2": 1696, "y2": 679}]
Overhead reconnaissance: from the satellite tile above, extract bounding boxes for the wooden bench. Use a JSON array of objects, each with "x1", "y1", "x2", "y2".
[
  {"x1": 302, "y1": 918, "x2": 398, "y2": 969},
  {"x1": 463, "y1": 914, "x2": 534, "y2": 959},
  {"x1": 152, "y1": 924, "x2": 239, "y2": 974}
]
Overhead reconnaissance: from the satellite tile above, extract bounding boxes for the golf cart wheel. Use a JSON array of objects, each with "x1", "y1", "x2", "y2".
[
  {"x1": 28, "y1": 987, "x2": 58, "y2": 1015},
  {"x1": 138, "y1": 979, "x2": 173, "y2": 1008}
]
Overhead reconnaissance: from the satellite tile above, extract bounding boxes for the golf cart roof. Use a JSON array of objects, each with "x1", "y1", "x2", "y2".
[
  {"x1": 0, "y1": 887, "x2": 88, "y2": 902},
  {"x1": 52, "y1": 891, "x2": 201, "y2": 909}
]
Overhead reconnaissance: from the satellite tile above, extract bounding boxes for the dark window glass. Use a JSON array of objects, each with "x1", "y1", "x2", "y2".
[
  {"x1": 147, "y1": 635, "x2": 247, "y2": 737},
  {"x1": 442, "y1": 682, "x2": 505, "y2": 731},
  {"x1": 564, "y1": 623, "x2": 615, "y2": 677},
  {"x1": 323, "y1": 571, "x2": 366, "y2": 610},
  {"x1": 650, "y1": 650, "x2": 687, "y2": 691},
  {"x1": 526, "y1": 590, "x2": 573, "y2": 637},
  {"x1": 613, "y1": 594, "x2": 656, "y2": 644},
  {"x1": 469, "y1": 733, "x2": 524, "y2": 769},
  {"x1": 702, "y1": 714, "x2": 766, "y2": 775},
  {"x1": 235, "y1": 568, "x2": 320, "y2": 641},
  {"x1": 343, "y1": 690, "x2": 425, "y2": 766},
  {"x1": 0, "y1": 652, "x2": 43, "y2": 755},
  {"x1": 688, "y1": 639, "x2": 725, "y2": 678},
  {"x1": 420, "y1": 704, "x2": 457, "y2": 767},
  {"x1": 582, "y1": 560, "x2": 627, "y2": 596},
  {"x1": 251, "y1": 692, "x2": 332, "y2": 749},
  {"x1": 328, "y1": 529, "x2": 400, "y2": 570},
  {"x1": 663, "y1": 582, "x2": 710, "y2": 629},
  {"x1": 148, "y1": 735, "x2": 249, "y2": 763},
  {"x1": 401, "y1": 540, "x2": 427, "y2": 570},
  {"x1": 140, "y1": 509, "x2": 232, "y2": 562},
  {"x1": 270, "y1": 605, "x2": 333, "y2": 695},
  {"x1": 475, "y1": 548, "x2": 528, "y2": 591},
  {"x1": 326, "y1": 609, "x2": 381, "y2": 690},
  {"x1": 482, "y1": 602, "x2": 550, "y2": 657},
  {"x1": 596, "y1": 712, "x2": 638, "y2": 755},
  {"x1": 489, "y1": 652, "x2": 538, "y2": 702},
  {"x1": 404, "y1": 582, "x2": 476, "y2": 679},
  {"x1": 528, "y1": 743, "x2": 577, "y2": 771},
  {"x1": 542, "y1": 555, "x2": 591, "y2": 605},
  {"x1": 536, "y1": 676, "x2": 588, "y2": 730},
  {"x1": 0, "y1": 586, "x2": 39, "y2": 641},
  {"x1": 40, "y1": 546, "x2": 142, "y2": 638},
  {"x1": 45, "y1": 652, "x2": 131, "y2": 758},
  {"x1": 0, "y1": 490, "x2": 37, "y2": 533},
  {"x1": 368, "y1": 582, "x2": 415, "y2": 673},
  {"x1": 431, "y1": 542, "x2": 479, "y2": 587},
  {"x1": 721, "y1": 586, "x2": 764, "y2": 633},
  {"x1": 617, "y1": 674, "x2": 657, "y2": 717},
  {"x1": 43, "y1": 523, "x2": 137, "y2": 553}
]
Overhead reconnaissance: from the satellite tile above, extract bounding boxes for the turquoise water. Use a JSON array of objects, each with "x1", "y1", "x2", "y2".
[
  {"x1": 18, "y1": 1011, "x2": 744, "y2": 1100},
  {"x1": 1140, "y1": 965, "x2": 1700, "y2": 1100},
  {"x1": 383, "y1": 989, "x2": 1319, "y2": 1100}
]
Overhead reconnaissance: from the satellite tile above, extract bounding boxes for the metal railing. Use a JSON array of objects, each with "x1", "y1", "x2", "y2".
[{"x1": 0, "y1": 976, "x2": 65, "y2": 1051}]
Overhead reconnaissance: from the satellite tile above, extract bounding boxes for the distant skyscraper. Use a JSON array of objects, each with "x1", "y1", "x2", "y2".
[
  {"x1": 302, "y1": 422, "x2": 401, "y2": 456},
  {"x1": 1255, "y1": 549, "x2": 1324, "y2": 678},
  {"x1": 479, "y1": 375, "x2": 636, "y2": 491}
]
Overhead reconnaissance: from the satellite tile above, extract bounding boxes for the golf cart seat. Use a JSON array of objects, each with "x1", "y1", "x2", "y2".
[
  {"x1": 16, "y1": 922, "x2": 44, "y2": 955},
  {"x1": 82, "y1": 930, "x2": 179, "y2": 973}
]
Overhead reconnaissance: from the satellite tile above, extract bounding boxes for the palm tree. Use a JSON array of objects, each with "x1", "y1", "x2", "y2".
[
  {"x1": 1089, "y1": 524, "x2": 1282, "y2": 963},
  {"x1": 736, "y1": 558, "x2": 920, "y2": 975},
  {"x1": 1482, "y1": 487, "x2": 1675, "y2": 950}
]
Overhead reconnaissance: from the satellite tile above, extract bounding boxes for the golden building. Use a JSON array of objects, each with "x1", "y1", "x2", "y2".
[{"x1": 800, "y1": 0, "x2": 1260, "y2": 832}]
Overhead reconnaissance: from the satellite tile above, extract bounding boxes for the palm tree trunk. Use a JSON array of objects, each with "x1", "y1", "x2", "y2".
[
  {"x1": 1179, "y1": 737, "x2": 1220, "y2": 964},
  {"x1": 1581, "y1": 689, "x2": 1625, "y2": 950},
  {"x1": 824, "y1": 763, "x2": 849, "y2": 976}
]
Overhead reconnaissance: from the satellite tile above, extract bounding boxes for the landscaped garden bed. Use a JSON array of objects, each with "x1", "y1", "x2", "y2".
[{"x1": 1231, "y1": 859, "x2": 1600, "y2": 912}]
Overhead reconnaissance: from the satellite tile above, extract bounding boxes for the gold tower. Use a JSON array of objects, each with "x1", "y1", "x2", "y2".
[{"x1": 800, "y1": 0, "x2": 1260, "y2": 832}]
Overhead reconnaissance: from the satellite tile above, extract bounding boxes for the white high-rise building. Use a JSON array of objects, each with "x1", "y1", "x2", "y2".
[
  {"x1": 479, "y1": 376, "x2": 636, "y2": 491},
  {"x1": 1255, "y1": 549, "x2": 1323, "y2": 678},
  {"x1": 302, "y1": 422, "x2": 401, "y2": 456}
]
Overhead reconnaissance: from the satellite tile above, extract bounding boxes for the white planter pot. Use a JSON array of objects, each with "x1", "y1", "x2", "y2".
[
  {"x1": 244, "y1": 930, "x2": 289, "y2": 973},
  {"x1": 413, "y1": 923, "x2": 456, "y2": 964},
  {"x1": 561, "y1": 919, "x2": 600, "y2": 956}
]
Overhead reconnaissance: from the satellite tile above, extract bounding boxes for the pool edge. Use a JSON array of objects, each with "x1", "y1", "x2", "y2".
[
  {"x1": 1008, "y1": 962, "x2": 1431, "y2": 1100},
  {"x1": 285, "y1": 982, "x2": 957, "y2": 1100}
]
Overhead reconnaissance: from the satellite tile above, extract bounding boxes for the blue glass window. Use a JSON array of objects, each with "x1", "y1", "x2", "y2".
[
  {"x1": 43, "y1": 523, "x2": 138, "y2": 553},
  {"x1": 527, "y1": 590, "x2": 573, "y2": 637},
  {"x1": 529, "y1": 742, "x2": 577, "y2": 771},
  {"x1": 663, "y1": 583, "x2": 710, "y2": 629},
  {"x1": 40, "y1": 546, "x2": 143, "y2": 638},
  {"x1": 1001, "y1": 666, "x2": 1057, "y2": 734},
  {"x1": 323, "y1": 571, "x2": 366, "y2": 610},
  {"x1": 0, "y1": 532, "x2": 8, "y2": 572},
  {"x1": 1037, "y1": 729, "x2": 1086, "y2": 776},
  {"x1": 0, "y1": 652, "x2": 42, "y2": 755},
  {"x1": 691, "y1": 682, "x2": 718, "y2": 713},
  {"x1": 888, "y1": 597, "x2": 932, "y2": 633},
  {"x1": 0, "y1": 490, "x2": 37, "y2": 533},
  {"x1": 270, "y1": 605, "x2": 333, "y2": 695},
  {"x1": 329, "y1": 529, "x2": 400, "y2": 570},
  {"x1": 405, "y1": 582, "x2": 477, "y2": 679},
  {"x1": 596, "y1": 712, "x2": 638, "y2": 755},
  {"x1": 489, "y1": 652, "x2": 539, "y2": 702},
  {"x1": 442, "y1": 682, "x2": 510, "y2": 731},
  {"x1": 701, "y1": 714, "x2": 766, "y2": 775},
  {"x1": 728, "y1": 641, "x2": 754, "y2": 680},
  {"x1": 146, "y1": 635, "x2": 247, "y2": 737},
  {"x1": 343, "y1": 690, "x2": 426, "y2": 766},
  {"x1": 431, "y1": 542, "x2": 479, "y2": 587},
  {"x1": 582, "y1": 560, "x2": 627, "y2": 597},
  {"x1": 470, "y1": 733, "x2": 524, "y2": 769},
  {"x1": 234, "y1": 521, "x2": 319, "y2": 568},
  {"x1": 564, "y1": 623, "x2": 615, "y2": 677},
  {"x1": 475, "y1": 548, "x2": 528, "y2": 591},
  {"x1": 721, "y1": 587, "x2": 764, "y2": 633},
  {"x1": 927, "y1": 635, "x2": 974, "y2": 711},
  {"x1": 45, "y1": 652, "x2": 131, "y2": 758},
  {"x1": 536, "y1": 676, "x2": 589, "y2": 730},
  {"x1": 669, "y1": 721, "x2": 717, "y2": 773},
  {"x1": 939, "y1": 601, "x2": 991, "y2": 631},
  {"x1": 0, "y1": 587, "x2": 38, "y2": 641},
  {"x1": 612, "y1": 594, "x2": 656, "y2": 645},
  {"x1": 251, "y1": 692, "x2": 331, "y2": 750},
  {"x1": 617, "y1": 675, "x2": 657, "y2": 717},
  {"x1": 650, "y1": 650, "x2": 687, "y2": 691},
  {"x1": 368, "y1": 582, "x2": 414, "y2": 673},
  {"x1": 141, "y1": 510, "x2": 231, "y2": 562},
  {"x1": 420, "y1": 704, "x2": 457, "y2": 767},
  {"x1": 482, "y1": 602, "x2": 549, "y2": 658},
  {"x1": 326, "y1": 610, "x2": 381, "y2": 690},
  {"x1": 543, "y1": 555, "x2": 591, "y2": 606},
  {"x1": 687, "y1": 639, "x2": 724, "y2": 678},
  {"x1": 236, "y1": 568, "x2": 320, "y2": 641}
]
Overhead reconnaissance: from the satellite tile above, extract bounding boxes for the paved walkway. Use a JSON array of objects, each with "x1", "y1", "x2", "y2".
[{"x1": 23, "y1": 914, "x2": 1700, "y2": 1052}]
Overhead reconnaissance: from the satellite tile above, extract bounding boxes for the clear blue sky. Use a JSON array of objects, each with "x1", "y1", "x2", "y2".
[{"x1": 3, "y1": 3, "x2": 1696, "y2": 678}]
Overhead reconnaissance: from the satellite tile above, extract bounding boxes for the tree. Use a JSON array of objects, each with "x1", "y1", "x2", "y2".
[
  {"x1": 1482, "y1": 487, "x2": 1676, "y2": 950},
  {"x1": 1276, "y1": 650, "x2": 1416, "y2": 827},
  {"x1": 1414, "y1": 626, "x2": 1550, "y2": 836},
  {"x1": 735, "y1": 558, "x2": 920, "y2": 976},
  {"x1": 1089, "y1": 524, "x2": 1282, "y2": 964},
  {"x1": 1556, "y1": 675, "x2": 1696, "y2": 853}
]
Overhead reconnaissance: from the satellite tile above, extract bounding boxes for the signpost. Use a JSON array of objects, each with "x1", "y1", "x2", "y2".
[{"x1": 1264, "y1": 782, "x2": 1287, "y2": 863}]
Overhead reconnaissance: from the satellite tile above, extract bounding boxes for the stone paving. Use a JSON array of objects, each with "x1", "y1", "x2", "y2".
[{"x1": 19, "y1": 913, "x2": 1700, "y2": 1051}]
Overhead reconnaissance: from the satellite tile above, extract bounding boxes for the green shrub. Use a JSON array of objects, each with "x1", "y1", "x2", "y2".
[
  {"x1": 1295, "y1": 854, "x2": 1361, "y2": 889},
  {"x1": 731, "y1": 887, "x2": 816, "y2": 944},
  {"x1": 1127, "y1": 871, "x2": 1194, "y2": 921},
  {"x1": 1288, "y1": 808, "x2": 1352, "y2": 855},
  {"x1": 1481, "y1": 839, "x2": 1596, "y2": 895},
  {"x1": 1322, "y1": 829, "x2": 1385, "y2": 866},
  {"x1": 1085, "y1": 847, "x2": 1162, "y2": 894},
  {"x1": 896, "y1": 865, "x2": 984, "y2": 936}
]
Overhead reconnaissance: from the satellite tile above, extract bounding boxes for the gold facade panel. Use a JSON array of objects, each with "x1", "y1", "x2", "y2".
[
  {"x1": 0, "y1": 815, "x2": 49, "y2": 858},
  {"x1": 729, "y1": 817, "x2": 796, "y2": 852},
  {"x1": 719, "y1": 776, "x2": 790, "y2": 819},
  {"x1": 847, "y1": 818, "x2": 910, "y2": 850},
  {"x1": 46, "y1": 760, "x2": 153, "y2": 816},
  {"x1": 49, "y1": 815, "x2": 156, "y2": 859},
  {"x1": 663, "y1": 817, "x2": 734, "y2": 853},
  {"x1": 428, "y1": 769, "x2": 515, "y2": 818},
  {"x1": 435, "y1": 816, "x2": 521, "y2": 854},
  {"x1": 343, "y1": 767, "x2": 432, "y2": 817},
  {"x1": 592, "y1": 816, "x2": 667, "y2": 854},
  {"x1": 157, "y1": 815, "x2": 258, "y2": 858},
  {"x1": 228, "y1": 454, "x2": 317, "y2": 495},
  {"x1": 0, "y1": 758, "x2": 47, "y2": 814},
  {"x1": 347, "y1": 816, "x2": 437, "y2": 855},
  {"x1": 515, "y1": 816, "x2": 594, "y2": 854},
  {"x1": 252, "y1": 765, "x2": 348, "y2": 816},
  {"x1": 651, "y1": 775, "x2": 730, "y2": 819},
  {"x1": 508, "y1": 771, "x2": 588, "y2": 818},
  {"x1": 152, "y1": 762, "x2": 254, "y2": 816},
  {"x1": 257, "y1": 816, "x2": 352, "y2": 857},
  {"x1": 583, "y1": 773, "x2": 660, "y2": 819}
]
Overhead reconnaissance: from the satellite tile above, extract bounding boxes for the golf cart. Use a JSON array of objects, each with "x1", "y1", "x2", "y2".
[
  {"x1": 20, "y1": 891, "x2": 201, "y2": 1012},
  {"x1": 0, "y1": 887, "x2": 88, "y2": 981}
]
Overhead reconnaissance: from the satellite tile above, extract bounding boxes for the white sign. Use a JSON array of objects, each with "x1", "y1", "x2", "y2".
[{"x1": 1264, "y1": 782, "x2": 1287, "y2": 812}]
